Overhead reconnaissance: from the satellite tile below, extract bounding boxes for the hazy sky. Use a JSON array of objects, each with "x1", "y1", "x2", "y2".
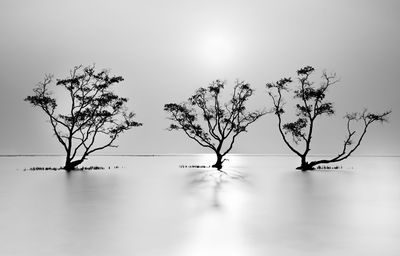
[{"x1": 0, "y1": 0, "x2": 399, "y2": 155}]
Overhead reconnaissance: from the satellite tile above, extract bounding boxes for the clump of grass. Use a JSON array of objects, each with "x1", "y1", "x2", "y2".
[
  {"x1": 315, "y1": 165, "x2": 343, "y2": 170},
  {"x1": 24, "y1": 166, "x2": 62, "y2": 171},
  {"x1": 23, "y1": 165, "x2": 123, "y2": 171},
  {"x1": 179, "y1": 165, "x2": 211, "y2": 169},
  {"x1": 76, "y1": 166, "x2": 105, "y2": 170}
]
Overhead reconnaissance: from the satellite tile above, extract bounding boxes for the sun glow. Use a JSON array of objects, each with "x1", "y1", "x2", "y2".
[{"x1": 197, "y1": 32, "x2": 236, "y2": 68}]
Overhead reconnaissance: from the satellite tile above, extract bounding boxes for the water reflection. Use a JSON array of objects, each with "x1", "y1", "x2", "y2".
[
  {"x1": 179, "y1": 166, "x2": 255, "y2": 256},
  {"x1": 58, "y1": 168, "x2": 190, "y2": 256},
  {"x1": 186, "y1": 168, "x2": 248, "y2": 209},
  {"x1": 1, "y1": 156, "x2": 399, "y2": 256}
]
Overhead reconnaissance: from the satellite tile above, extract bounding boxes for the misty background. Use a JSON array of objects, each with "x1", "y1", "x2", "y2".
[{"x1": 0, "y1": 0, "x2": 399, "y2": 156}]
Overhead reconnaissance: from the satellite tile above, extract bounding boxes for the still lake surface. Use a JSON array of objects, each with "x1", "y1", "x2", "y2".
[{"x1": 0, "y1": 155, "x2": 399, "y2": 256}]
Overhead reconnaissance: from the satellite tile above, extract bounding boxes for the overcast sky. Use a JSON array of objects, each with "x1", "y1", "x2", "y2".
[{"x1": 0, "y1": 0, "x2": 399, "y2": 155}]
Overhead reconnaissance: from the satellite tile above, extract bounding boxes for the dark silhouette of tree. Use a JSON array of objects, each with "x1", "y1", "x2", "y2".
[
  {"x1": 266, "y1": 66, "x2": 391, "y2": 171},
  {"x1": 164, "y1": 80, "x2": 267, "y2": 170},
  {"x1": 25, "y1": 65, "x2": 142, "y2": 171}
]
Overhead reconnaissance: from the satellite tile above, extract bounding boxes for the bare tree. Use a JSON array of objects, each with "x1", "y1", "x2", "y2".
[
  {"x1": 266, "y1": 66, "x2": 391, "y2": 171},
  {"x1": 164, "y1": 80, "x2": 267, "y2": 170},
  {"x1": 25, "y1": 65, "x2": 142, "y2": 171}
]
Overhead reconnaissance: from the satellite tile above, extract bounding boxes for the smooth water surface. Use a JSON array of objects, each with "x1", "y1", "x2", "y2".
[{"x1": 0, "y1": 155, "x2": 399, "y2": 256}]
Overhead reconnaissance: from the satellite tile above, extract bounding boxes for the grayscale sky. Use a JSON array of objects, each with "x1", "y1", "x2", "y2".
[{"x1": 0, "y1": 0, "x2": 399, "y2": 155}]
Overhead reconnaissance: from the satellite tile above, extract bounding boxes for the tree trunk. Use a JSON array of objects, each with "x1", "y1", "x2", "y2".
[
  {"x1": 296, "y1": 157, "x2": 315, "y2": 171},
  {"x1": 212, "y1": 153, "x2": 224, "y2": 170},
  {"x1": 64, "y1": 158, "x2": 84, "y2": 171}
]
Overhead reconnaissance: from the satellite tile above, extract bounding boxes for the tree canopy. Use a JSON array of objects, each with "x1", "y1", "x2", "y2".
[
  {"x1": 165, "y1": 80, "x2": 267, "y2": 169},
  {"x1": 267, "y1": 66, "x2": 391, "y2": 170},
  {"x1": 25, "y1": 65, "x2": 142, "y2": 170}
]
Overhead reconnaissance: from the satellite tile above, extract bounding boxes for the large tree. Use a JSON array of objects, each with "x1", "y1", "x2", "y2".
[
  {"x1": 267, "y1": 66, "x2": 391, "y2": 171},
  {"x1": 164, "y1": 80, "x2": 267, "y2": 170},
  {"x1": 25, "y1": 65, "x2": 142, "y2": 171}
]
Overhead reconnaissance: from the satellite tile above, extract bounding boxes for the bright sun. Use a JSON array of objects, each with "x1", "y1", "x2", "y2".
[{"x1": 198, "y1": 33, "x2": 235, "y2": 68}]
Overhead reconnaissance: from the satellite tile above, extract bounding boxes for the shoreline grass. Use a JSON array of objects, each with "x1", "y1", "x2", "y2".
[{"x1": 23, "y1": 166, "x2": 123, "y2": 171}]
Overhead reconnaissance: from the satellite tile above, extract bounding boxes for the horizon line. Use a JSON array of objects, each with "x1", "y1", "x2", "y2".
[{"x1": 0, "y1": 153, "x2": 399, "y2": 158}]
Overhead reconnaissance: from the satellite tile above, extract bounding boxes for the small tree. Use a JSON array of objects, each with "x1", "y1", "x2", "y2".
[
  {"x1": 25, "y1": 65, "x2": 142, "y2": 171},
  {"x1": 164, "y1": 80, "x2": 267, "y2": 170},
  {"x1": 266, "y1": 66, "x2": 391, "y2": 171}
]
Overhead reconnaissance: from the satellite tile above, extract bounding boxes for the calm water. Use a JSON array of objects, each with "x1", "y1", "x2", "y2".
[{"x1": 0, "y1": 155, "x2": 399, "y2": 256}]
